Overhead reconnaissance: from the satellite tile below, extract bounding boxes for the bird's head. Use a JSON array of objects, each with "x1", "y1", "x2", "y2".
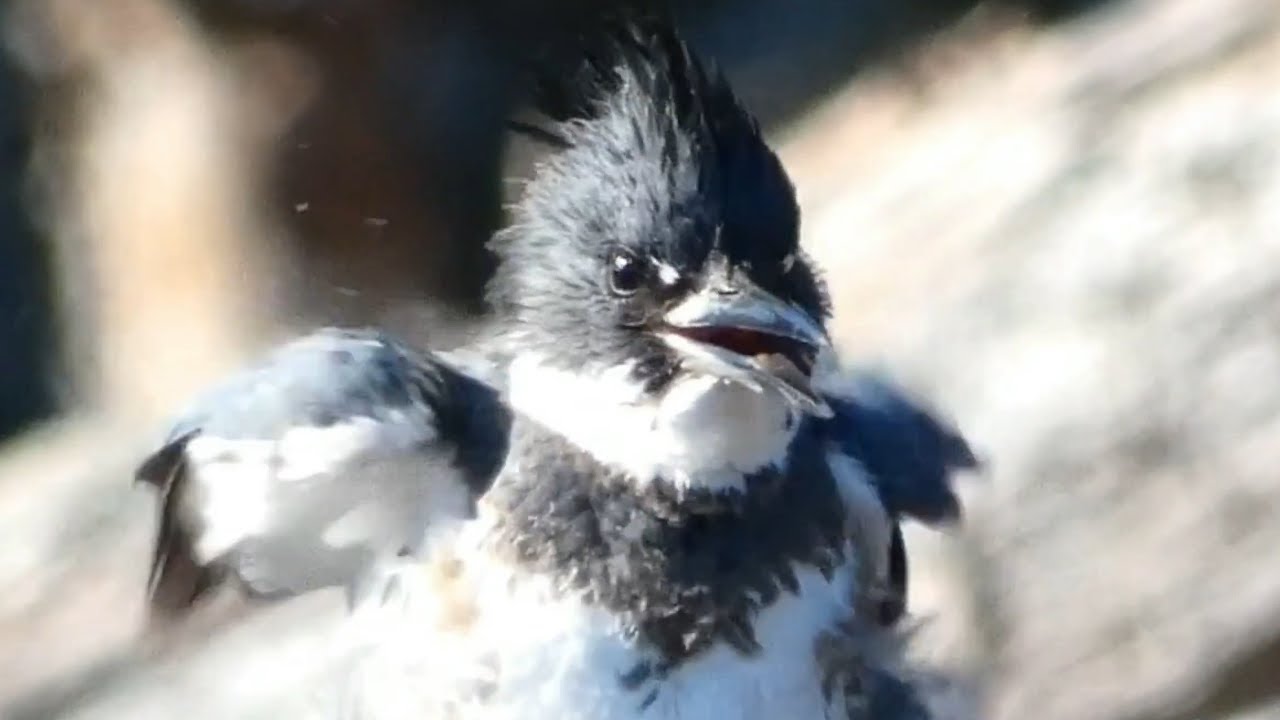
[{"x1": 489, "y1": 17, "x2": 833, "y2": 489}]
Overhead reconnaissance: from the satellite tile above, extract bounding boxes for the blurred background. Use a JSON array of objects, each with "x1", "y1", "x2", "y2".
[{"x1": 1, "y1": 0, "x2": 1278, "y2": 718}]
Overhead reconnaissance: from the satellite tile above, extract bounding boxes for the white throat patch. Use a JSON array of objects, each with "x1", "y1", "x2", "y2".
[{"x1": 506, "y1": 354, "x2": 798, "y2": 493}]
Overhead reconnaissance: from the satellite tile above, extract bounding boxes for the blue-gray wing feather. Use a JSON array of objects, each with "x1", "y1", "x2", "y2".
[
  {"x1": 136, "y1": 328, "x2": 510, "y2": 619},
  {"x1": 821, "y1": 370, "x2": 977, "y2": 626},
  {"x1": 825, "y1": 371, "x2": 976, "y2": 525}
]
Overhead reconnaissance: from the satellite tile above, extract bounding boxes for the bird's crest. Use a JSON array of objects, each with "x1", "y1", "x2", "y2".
[
  {"x1": 492, "y1": 12, "x2": 802, "y2": 316},
  {"x1": 512, "y1": 11, "x2": 764, "y2": 185}
]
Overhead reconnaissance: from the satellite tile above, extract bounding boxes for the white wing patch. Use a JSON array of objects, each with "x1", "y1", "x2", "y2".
[
  {"x1": 274, "y1": 412, "x2": 432, "y2": 482},
  {"x1": 182, "y1": 412, "x2": 436, "y2": 563},
  {"x1": 322, "y1": 502, "x2": 386, "y2": 549},
  {"x1": 184, "y1": 438, "x2": 276, "y2": 561}
]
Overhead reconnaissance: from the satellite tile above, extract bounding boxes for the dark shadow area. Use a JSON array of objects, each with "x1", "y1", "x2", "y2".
[{"x1": 0, "y1": 52, "x2": 55, "y2": 441}]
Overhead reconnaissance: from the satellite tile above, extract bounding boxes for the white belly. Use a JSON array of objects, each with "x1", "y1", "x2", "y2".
[{"x1": 342, "y1": 542, "x2": 858, "y2": 720}]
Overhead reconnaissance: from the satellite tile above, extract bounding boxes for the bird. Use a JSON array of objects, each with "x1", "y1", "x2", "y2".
[{"x1": 134, "y1": 13, "x2": 978, "y2": 720}]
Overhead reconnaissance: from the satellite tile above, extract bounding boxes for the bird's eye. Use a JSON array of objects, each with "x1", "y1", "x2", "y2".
[
  {"x1": 781, "y1": 252, "x2": 797, "y2": 274},
  {"x1": 608, "y1": 250, "x2": 645, "y2": 296}
]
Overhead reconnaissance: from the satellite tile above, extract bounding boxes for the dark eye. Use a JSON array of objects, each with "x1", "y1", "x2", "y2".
[{"x1": 608, "y1": 249, "x2": 645, "y2": 297}]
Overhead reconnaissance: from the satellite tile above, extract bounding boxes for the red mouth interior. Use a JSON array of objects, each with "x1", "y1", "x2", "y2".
[{"x1": 670, "y1": 326, "x2": 816, "y2": 376}]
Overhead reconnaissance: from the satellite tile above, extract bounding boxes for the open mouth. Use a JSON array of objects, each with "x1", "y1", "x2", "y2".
[
  {"x1": 656, "y1": 284, "x2": 833, "y2": 417},
  {"x1": 666, "y1": 326, "x2": 817, "y2": 377}
]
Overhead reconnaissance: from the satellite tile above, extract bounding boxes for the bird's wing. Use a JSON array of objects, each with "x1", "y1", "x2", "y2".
[
  {"x1": 135, "y1": 328, "x2": 510, "y2": 621},
  {"x1": 819, "y1": 370, "x2": 979, "y2": 626}
]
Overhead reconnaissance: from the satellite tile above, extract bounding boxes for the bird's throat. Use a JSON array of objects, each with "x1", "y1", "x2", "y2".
[{"x1": 506, "y1": 355, "x2": 800, "y2": 495}]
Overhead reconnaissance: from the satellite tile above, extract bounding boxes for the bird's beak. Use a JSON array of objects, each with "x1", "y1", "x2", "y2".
[{"x1": 659, "y1": 284, "x2": 834, "y2": 418}]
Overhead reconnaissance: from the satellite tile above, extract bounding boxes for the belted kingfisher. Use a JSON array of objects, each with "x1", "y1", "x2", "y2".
[{"x1": 136, "y1": 14, "x2": 977, "y2": 720}]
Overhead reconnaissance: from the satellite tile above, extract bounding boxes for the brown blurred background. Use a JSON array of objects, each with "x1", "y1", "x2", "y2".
[{"x1": 1, "y1": 0, "x2": 1278, "y2": 718}]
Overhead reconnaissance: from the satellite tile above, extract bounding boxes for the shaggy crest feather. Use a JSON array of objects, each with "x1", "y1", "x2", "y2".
[{"x1": 490, "y1": 14, "x2": 824, "y2": 357}]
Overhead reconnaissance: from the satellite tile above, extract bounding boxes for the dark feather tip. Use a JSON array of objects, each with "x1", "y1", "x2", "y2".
[
  {"x1": 134, "y1": 429, "x2": 199, "y2": 487},
  {"x1": 827, "y1": 372, "x2": 977, "y2": 526}
]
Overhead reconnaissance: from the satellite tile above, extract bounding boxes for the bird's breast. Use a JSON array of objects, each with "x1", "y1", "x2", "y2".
[{"x1": 346, "y1": 538, "x2": 860, "y2": 720}]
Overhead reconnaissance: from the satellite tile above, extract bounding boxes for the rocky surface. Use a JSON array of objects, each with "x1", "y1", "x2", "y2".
[
  {"x1": 2, "y1": 0, "x2": 1279, "y2": 718},
  {"x1": 786, "y1": 1, "x2": 1280, "y2": 718}
]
